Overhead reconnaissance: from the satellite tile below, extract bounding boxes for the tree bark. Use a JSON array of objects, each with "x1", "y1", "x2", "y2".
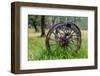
[{"x1": 41, "y1": 16, "x2": 45, "y2": 37}]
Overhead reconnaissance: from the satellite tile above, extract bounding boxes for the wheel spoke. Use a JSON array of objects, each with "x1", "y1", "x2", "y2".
[
  {"x1": 46, "y1": 23, "x2": 81, "y2": 52},
  {"x1": 52, "y1": 31, "x2": 59, "y2": 38},
  {"x1": 69, "y1": 41, "x2": 78, "y2": 47},
  {"x1": 60, "y1": 26, "x2": 67, "y2": 33},
  {"x1": 71, "y1": 31, "x2": 75, "y2": 35},
  {"x1": 49, "y1": 38, "x2": 58, "y2": 42}
]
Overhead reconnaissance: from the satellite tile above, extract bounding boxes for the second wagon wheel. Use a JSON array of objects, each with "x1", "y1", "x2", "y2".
[{"x1": 46, "y1": 22, "x2": 81, "y2": 52}]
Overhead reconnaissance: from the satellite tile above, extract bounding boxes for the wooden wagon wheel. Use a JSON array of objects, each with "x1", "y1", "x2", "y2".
[{"x1": 46, "y1": 22, "x2": 81, "y2": 52}]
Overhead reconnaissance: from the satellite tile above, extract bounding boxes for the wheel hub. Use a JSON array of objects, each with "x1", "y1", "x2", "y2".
[{"x1": 58, "y1": 33, "x2": 71, "y2": 47}]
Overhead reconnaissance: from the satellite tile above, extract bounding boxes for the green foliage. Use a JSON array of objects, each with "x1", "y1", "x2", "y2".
[
  {"x1": 28, "y1": 15, "x2": 88, "y2": 60},
  {"x1": 28, "y1": 15, "x2": 41, "y2": 26},
  {"x1": 28, "y1": 15, "x2": 88, "y2": 30},
  {"x1": 67, "y1": 17, "x2": 88, "y2": 30},
  {"x1": 28, "y1": 15, "x2": 41, "y2": 32},
  {"x1": 28, "y1": 29, "x2": 88, "y2": 60}
]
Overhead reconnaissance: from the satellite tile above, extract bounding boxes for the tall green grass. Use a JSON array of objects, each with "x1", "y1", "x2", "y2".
[{"x1": 28, "y1": 29, "x2": 88, "y2": 61}]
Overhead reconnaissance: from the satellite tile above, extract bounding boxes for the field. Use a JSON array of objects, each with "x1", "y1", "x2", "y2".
[{"x1": 28, "y1": 28, "x2": 88, "y2": 61}]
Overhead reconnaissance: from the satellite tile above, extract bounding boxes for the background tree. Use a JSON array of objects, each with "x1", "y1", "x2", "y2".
[
  {"x1": 28, "y1": 15, "x2": 40, "y2": 32},
  {"x1": 28, "y1": 15, "x2": 88, "y2": 34},
  {"x1": 41, "y1": 16, "x2": 45, "y2": 37}
]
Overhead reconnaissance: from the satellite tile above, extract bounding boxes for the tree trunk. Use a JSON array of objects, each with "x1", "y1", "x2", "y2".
[{"x1": 41, "y1": 16, "x2": 45, "y2": 37}]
